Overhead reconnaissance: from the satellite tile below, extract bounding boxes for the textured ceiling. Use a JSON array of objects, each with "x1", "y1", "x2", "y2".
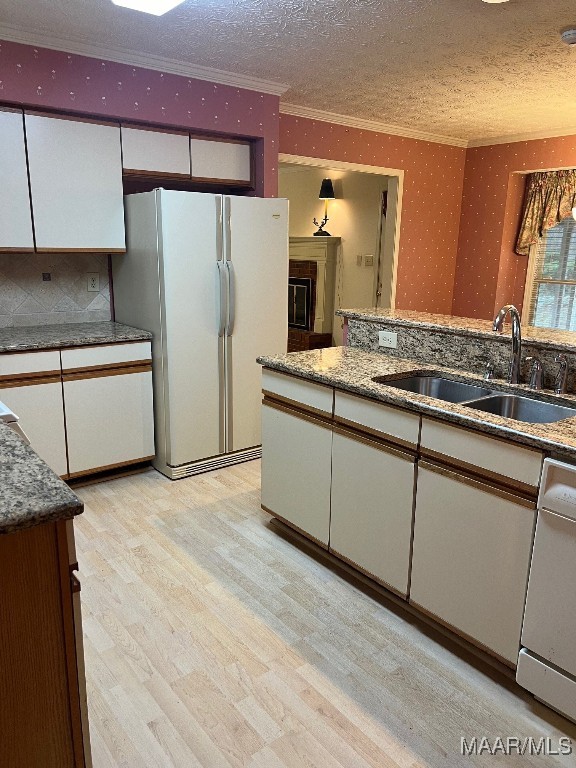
[{"x1": 1, "y1": 0, "x2": 576, "y2": 141}]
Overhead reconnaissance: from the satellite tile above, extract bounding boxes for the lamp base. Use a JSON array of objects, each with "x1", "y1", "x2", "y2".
[{"x1": 313, "y1": 230, "x2": 331, "y2": 237}]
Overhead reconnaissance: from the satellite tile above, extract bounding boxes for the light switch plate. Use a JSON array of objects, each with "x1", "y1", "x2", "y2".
[{"x1": 378, "y1": 330, "x2": 397, "y2": 348}]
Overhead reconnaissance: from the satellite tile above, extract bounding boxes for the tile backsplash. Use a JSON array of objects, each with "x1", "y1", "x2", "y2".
[{"x1": 0, "y1": 253, "x2": 111, "y2": 328}]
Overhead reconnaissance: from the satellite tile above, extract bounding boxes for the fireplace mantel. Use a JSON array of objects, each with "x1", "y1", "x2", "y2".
[{"x1": 289, "y1": 237, "x2": 340, "y2": 337}]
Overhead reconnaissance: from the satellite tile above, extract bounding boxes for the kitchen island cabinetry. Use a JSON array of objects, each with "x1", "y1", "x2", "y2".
[
  {"x1": 261, "y1": 370, "x2": 333, "y2": 546},
  {"x1": 0, "y1": 108, "x2": 34, "y2": 252},
  {"x1": 25, "y1": 113, "x2": 125, "y2": 253}
]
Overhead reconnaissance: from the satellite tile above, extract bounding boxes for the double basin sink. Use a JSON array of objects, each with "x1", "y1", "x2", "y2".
[{"x1": 371, "y1": 374, "x2": 576, "y2": 424}]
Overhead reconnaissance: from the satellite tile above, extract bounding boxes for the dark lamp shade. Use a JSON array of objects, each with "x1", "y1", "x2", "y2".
[{"x1": 318, "y1": 178, "x2": 335, "y2": 200}]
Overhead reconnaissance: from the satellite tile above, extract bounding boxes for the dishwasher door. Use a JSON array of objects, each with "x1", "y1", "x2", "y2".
[{"x1": 517, "y1": 458, "x2": 576, "y2": 721}]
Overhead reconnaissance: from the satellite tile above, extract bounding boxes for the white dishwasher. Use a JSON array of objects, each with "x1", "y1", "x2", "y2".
[{"x1": 517, "y1": 458, "x2": 576, "y2": 722}]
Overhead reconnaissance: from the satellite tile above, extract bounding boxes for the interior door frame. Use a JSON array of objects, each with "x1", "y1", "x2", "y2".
[{"x1": 278, "y1": 153, "x2": 404, "y2": 309}]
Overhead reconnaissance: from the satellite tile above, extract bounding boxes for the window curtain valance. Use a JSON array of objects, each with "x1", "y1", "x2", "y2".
[{"x1": 515, "y1": 170, "x2": 576, "y2": 256}]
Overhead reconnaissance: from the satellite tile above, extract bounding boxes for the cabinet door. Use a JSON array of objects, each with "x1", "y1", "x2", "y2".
[
  {"x1": 330, "y1": 430, "x2": 415, "y2": 596},
  {"x1": 0, "y1": 381, "x2": 68, "y2": 477},
  {"x1": 0, "y1": 109, "x2": 34, "y2": 251},
  {"x1": 190, "y1": 138, "x2": 252, "y2": 183},
  {"x1": 261, "y1": 402, "x2": 332, "y2": 546},
  {"x1": 64, "y1": 370, "x2": 154, "y2": 476},
  {"x1": 410, "y1": 465, "x2": 536, "y2": 664},
  {"x1": 25, "y1": 114, "x2": 125, "y2": 252},
  {"x1": 121, "y1": 126, "x2": 191, "y2": 176}
]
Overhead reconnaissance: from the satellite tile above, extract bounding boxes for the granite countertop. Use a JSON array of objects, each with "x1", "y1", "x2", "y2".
[
  {"x1": 336, "y1": 308, "x2": 576, "y2": 353},
  {"x1": 0, "y1": 421, "x2": 83, "y2": 535},
  {"x1": 0, "y1": 321, "x2": 152, "y2": 353},
  {"x1": 258, "y1": 346, "x2": 576, "y2": 462}
]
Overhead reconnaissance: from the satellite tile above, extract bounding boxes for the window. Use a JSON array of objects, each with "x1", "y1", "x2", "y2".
[{"x1": 525, "y1": 217, "x2": 576, "y2": 330}]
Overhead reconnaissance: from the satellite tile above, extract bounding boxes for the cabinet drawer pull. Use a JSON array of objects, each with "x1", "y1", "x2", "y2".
[{"x1": 333, "y1": 423, "x2": 415, "y2": 461}]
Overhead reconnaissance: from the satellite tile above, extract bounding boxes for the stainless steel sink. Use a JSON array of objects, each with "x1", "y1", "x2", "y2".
[
  {"x1": 372, "y1": 375, "x2": 494, "y2": 403},
  {"x1": 464, "y1": 394, "x2": 576, "y2": 424}
]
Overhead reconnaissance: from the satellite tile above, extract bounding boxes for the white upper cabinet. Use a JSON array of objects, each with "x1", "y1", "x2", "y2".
[
  {"x1": 121, "y1": 125, "x2": 191, "y2": 177},
  {"x1": 25, "y1": 113, "x2": 125, "y2": 252},
  {"x1": 0, "y1": 109, "x2": 34, "y2": 251},
  {"x1": 190, "y1": 138, "x2": 252, "y2": 184}
]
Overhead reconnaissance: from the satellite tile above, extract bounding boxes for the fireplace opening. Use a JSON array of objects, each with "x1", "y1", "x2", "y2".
[{"x1": 288, "y1": 277, "x2": 312, "y2": 330}]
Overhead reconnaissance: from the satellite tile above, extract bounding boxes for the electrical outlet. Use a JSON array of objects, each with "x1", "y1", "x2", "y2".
[
  {"x1": 365, "y1": 254, "x2": 374, "y2": 267},
  {"x1": 87, "y1": 272, "x2": 100, "y2": 292},
  {"x1": 378, "y1": 330, "x2": 398, "y2": 348}
]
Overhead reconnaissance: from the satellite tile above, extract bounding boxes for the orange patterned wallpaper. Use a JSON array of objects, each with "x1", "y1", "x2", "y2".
[
  {"x1": 279, "y1": 115, "x2": 466, "y2": 314},
  {"x1": 452, "y1": 135, "x2": 576, "y2": 320}
]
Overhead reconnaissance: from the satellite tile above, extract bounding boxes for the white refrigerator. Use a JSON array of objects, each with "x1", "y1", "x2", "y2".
[{"x1": 112, "y1": 189, "x2": 288, "y2": 479}]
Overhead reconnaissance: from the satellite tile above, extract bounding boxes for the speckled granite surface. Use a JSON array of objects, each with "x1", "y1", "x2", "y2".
[
  {"x1": 0, "y1": 322, "x2": 152, "y2": 353},
  {"x1": 258, "y1": 346, "x2": 576, "y2": 462},
  {"x1": 0, "y1": 422, "x2": 83, "y2": 535},
  {"x1": 338, "y1": 308, "x2": 576, "y2": 352}
]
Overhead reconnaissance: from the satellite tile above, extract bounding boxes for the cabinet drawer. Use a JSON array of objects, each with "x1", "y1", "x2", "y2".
[
  {"x1": 420, "y1": 418, "x2": 543, "y2": 492},
  {"x1": 61, "y1": 341, "x2": 152, "y2": 372},
  {"x1": 0, "y1": 350, "x2": 61, "y2": 380},
  {"x1": 262, "y1": 369, "x2": 333, "y2": 416},
  {"x1": 334, "y1": 390, "x2": 420, "y2": 448},
  {"x1": 121, "y1": 126, "x2": 191, "y2": 177}
]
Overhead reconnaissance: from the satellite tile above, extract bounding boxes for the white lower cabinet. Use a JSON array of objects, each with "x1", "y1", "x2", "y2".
[
  {"x1": 409, "y1": 464, "x2": 536, "y2": 664},
  {"x1": 261, "y1": 402, "x2": 332, "y2": 546},
  {"x1": 64, "y1": 370, "x2": 154, "y2": 476},
  {"x1": 330, "y1": 428, "x2": 415, "y2": 596},
  {"x1": 0, "y1": 381, "x2": 68, "y2": 477}
]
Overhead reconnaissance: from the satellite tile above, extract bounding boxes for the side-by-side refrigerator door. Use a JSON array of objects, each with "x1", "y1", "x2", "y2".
[
  {"x1": 224, "y1": 195, "x2": 289, "y2": 453},
  {"x1": 159, "y1": 190, "x2": 223, "y2": 466}
]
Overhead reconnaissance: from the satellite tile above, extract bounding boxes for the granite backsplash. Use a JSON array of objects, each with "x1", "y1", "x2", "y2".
[{"x1": 347, "y1": 317, "x2": 576, "y2": 392}]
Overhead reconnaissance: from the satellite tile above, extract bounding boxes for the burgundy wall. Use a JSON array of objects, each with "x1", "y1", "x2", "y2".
[
  {"x1": 0, "y1": 39, "x2": 280, "y2": 196},
  {"x1": 279, "y1": 114, "x2": 467, "y2": 313},
  {"x1": 452, "y1": 135, "x2": 576, "y2": 320}
]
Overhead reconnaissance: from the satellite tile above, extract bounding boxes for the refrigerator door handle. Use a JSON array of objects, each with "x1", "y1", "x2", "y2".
[
  {"x1": 225, "y1": 261, "x2": 236, "y2": 336},
  {"x1": 217, "y1": 261, "x2": 227, "y2": 337}
]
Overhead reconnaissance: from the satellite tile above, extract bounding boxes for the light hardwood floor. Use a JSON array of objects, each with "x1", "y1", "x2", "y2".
[{"x1": 75, "y1": 461, "x2": 576, "y2": 768}]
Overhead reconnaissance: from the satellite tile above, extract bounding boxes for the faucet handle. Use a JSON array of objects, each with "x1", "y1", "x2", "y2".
[
  {"x1": 554, "y1": 354, "x2": 569, "y2": 394},
  {"x1": 526, "y1": 356, "x2": 543, "y2": 390},
  {"x1": 483, "y1": 361, "x2": 495, "y2": 380}
]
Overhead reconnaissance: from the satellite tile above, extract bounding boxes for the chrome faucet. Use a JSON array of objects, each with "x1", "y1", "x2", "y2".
[
  {"x1": 526, "y1": 356, "x2": 543, "y2": 390},
  {"x1": 555, "y1": 354, "x2": 569, "y2": 394},
  {"x1": 492, "y1": 304, "x2": 522, "y2": 384}
]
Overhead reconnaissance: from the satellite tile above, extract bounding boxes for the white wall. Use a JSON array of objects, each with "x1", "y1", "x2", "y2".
[{"x1": 279, "y1": 164, "x2": 388, "y2": 344}]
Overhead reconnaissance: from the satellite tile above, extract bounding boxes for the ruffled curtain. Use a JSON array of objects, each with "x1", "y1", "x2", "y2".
[{"x1": 515, "y1": 170, "x2": 576, "y2": 256}]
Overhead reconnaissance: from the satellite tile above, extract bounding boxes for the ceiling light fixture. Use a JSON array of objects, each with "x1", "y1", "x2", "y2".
[{"x1": 111, "y1": 0, "x2": 185, "y2": 16}]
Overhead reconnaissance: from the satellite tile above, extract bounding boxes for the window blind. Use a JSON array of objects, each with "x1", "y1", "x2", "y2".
[{"x1": 526, "y1": 217, "x2": 576, "y2": 331}]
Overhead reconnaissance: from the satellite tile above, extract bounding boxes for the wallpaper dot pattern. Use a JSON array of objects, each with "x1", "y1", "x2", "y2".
[
  {"x1": 0, "y1": 39, "x2": 280, "y2": 196},
  {"x1": 280, "y1": 115, "x2": 466, "y2": 314},
  {"x1": 453, "y1": 135, "x2": 576, "y2": 320}
]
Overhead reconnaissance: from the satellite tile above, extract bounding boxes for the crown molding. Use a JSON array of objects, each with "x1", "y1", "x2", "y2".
[
  {"x1": 0, "y1": 24, "x2": 289, "y2": 96},
  {"x1": 468, "y1": 126, "x2": 576, "y2": 148},
  {"x1": 280, "y1": 103, "x2": 468, "y2": 148}
]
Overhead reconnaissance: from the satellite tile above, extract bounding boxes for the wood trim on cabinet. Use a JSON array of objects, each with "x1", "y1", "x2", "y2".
[
  {"x1": 419, "y1": 449, "x2": 538, "y2": 500},
  {"x1": 333, "y1": 413, "x2": 418, "y2": 452},
  {"x1": 63, "y1": 363, "x2": 152, "y2": 382},
  {"x1": 122, "y1": 169, "x2": 191, "y2": 179},
  {"x1": 0, "y1": 372, "x2": 62, "y2": 387},
  {"x1": 262, "y1": 395, "x2": 333, "y2": 430},
  {"x1": 409, "y1": 598, "x2": 517, "y2": 669},
  {"x1": 329, "y1": 547, "x2": 407, "y2": 599},
  {"x1": 0, "y1": 106, "x2": 23, "y2": 114},
  {"x1": 62, "y1": 359, "x2": 152, "y2": 376},
  {"x1": 332, "y1": 422, "x2": 416, "y2": 462},
  {"x1": 65, "y1": 340, "x2": 150, "y2": 351},
  {"x1": 55, "y1": 521, "x2": 87, "y2": 768},
  {"x1": 262, "y1": 389, "x2": 333, "y2": 419},
  {"x1": 189, "y1": 134, "x2": 251, "y2": 146},
  {"x1": 261, "y1": 505, "x2": 329, "y2": 550},
  {"x1": 190, "y1": 176, "x2": 253, "y2": 187},
  {"x1": 0, "y1": 247, "x2": 35, "y2": 253},
  {"x1": 67, "y1": 455, "x2": 155, "y2": 480}
]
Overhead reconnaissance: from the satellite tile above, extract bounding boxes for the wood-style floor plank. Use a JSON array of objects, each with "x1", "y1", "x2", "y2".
[{"x1": 75, "y1": 461, "x2": 576, "y2": 767}]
